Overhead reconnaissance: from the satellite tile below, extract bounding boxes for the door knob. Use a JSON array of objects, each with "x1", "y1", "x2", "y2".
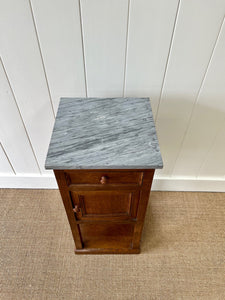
[{"x1": 73, "y1": 205, "x2": 80, "y2": 213}]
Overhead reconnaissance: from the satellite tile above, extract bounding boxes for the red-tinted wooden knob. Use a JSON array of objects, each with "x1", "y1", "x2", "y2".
[
  {"x1": 73, "y1": 205, "x2": 80, "y2": 213},
  {"x1": 100, "y1": 176, "x2": 107, "y2": 184}
]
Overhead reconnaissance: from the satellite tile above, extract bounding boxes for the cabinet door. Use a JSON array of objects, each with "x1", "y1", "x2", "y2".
[{"x1": 70, "y1": 189, "x2": 140, "y2": 221}]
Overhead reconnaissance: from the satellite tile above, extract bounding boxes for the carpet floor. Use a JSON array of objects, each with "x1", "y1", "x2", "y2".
[{"x1": 0, "y1": 189, "x2": 224, "y2": 300}]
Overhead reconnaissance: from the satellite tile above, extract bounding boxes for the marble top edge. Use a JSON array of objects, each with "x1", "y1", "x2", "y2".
[
  {"x1": 45, "y1": 165, "x2": 163, "y2": 170},
  {"x1": 60, "y1": 97, "x2": 150, "y2": 101}
]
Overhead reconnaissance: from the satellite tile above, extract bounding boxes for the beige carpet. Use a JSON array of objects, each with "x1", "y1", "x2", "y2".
[{"x1": 0, "y1": 189, "x2": 224, "y2": 300}]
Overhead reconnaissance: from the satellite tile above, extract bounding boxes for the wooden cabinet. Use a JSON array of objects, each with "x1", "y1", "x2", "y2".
[
  {"x1": 45, "y1": 97, "x2": 163, "y2": 254},
  {"x1": 54, "y1": 169, "x2": 154, "y2": 254}
]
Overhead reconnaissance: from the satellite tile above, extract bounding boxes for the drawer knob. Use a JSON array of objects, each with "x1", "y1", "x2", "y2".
[
  {"x1": 73, "y1": 205, "x2": 80, "y2": 213},
  {"x1": 100, "y1": 175, "x2": 107, "y2": 184}
]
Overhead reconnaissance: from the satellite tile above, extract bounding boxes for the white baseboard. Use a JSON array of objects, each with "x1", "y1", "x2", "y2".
[
  {"x1": 152, "y1": 177, "x2": 225, "y2": 192},
  {"x1": 0, "y1": 174, "x2": 58, "y2": 189},
  {"x1": 0, "y1": 174, "x2": 225, "y2": 192}
]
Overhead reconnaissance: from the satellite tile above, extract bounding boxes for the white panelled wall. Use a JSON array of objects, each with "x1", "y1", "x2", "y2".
[{"x1": 0, "y1": 0, "x2": 225, "y2": 191}]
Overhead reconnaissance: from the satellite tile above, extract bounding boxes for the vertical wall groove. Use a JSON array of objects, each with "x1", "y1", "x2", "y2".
[
  {"x1": 123, "y1": 0, "x2": 130, "y2": 97},
  {"x1": 78, "y1": 0, "x2": 88, "y2": 97},
  {"x1": 155, "y1": 0, "x2": 181, "y2": 121},
  {"x1": 28, "y1": 0, "x2": 56, "y2": 117}
]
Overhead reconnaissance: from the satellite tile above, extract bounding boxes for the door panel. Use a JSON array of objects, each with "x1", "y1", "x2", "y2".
[{"x1": 70, "y1": 189, "x2": 139, "y2": 221}]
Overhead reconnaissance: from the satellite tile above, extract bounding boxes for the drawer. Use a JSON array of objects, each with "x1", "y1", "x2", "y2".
[
  {"x1": 64, "y1": 170, "x2": 143, "y2": 186},
  {"x1": 70, "y1": 189, "x2": 140, "y2": 221}
]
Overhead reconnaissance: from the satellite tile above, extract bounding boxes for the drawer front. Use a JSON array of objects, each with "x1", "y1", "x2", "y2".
[
  {"x1": 64, "y1": 170, "x2": 143, "y2": 186},
  {"x1": 70, "y1": 189, "x2": 139, "y2": 221}
]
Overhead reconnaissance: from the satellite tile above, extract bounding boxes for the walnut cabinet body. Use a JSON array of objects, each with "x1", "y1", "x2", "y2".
[{"x1": 54, "y1": 169, "x2": 154, "y2": 254}]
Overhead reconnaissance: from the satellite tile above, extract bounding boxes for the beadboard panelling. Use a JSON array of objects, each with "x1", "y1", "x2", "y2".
[
  {"x1": 80, "y1": 0, "x2": 129, "y2": 97},
  {"x1": 0, "y1": 144, "x2": 14, "y2": 174},
  {"x1": 173, "y1": 19, "x2": 225, "y2": 177},
  {"x1": 0, "y1": 60, "x2": 40, "y2": 174},
  {"x1": 125, "y1": 0, "x2": 179, "y2": 116},
  {"x1": 30, "y1": 0, "x2": 86, "y2": 113},
  {"x1": 0, "y1": 0, "x2": 225, "y2": 190},
  {"x1": 0, "y1": 0, "x2": 55, "y2": 174},
  {"x1": 155, "y1": 0, "x2": 225, "y2": 177}
]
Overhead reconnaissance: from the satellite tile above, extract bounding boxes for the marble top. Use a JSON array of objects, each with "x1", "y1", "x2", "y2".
[{"x1": 45, "y1": 97, "x2": 163, "y2": 170}]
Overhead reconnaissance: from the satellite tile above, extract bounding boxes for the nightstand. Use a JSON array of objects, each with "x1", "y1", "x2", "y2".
[{"x1": 45, "y1": 97, "x2": 163, "y2": 254}]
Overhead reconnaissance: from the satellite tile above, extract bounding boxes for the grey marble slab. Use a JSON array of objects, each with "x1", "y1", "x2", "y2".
[{"x1": 45, "y1": 97, "x2": 163, "y2": 169}]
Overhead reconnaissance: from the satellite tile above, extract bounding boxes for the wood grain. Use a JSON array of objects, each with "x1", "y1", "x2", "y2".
[
  {"x1": 54, "y1": 170, "x2": 83, "y2": 249},
  {"x1": 54, "y1": 169, "x2": 154, "y2": 254},
  {"x1": 64, "y1": 170, "x2": 143, "y2": 186}
]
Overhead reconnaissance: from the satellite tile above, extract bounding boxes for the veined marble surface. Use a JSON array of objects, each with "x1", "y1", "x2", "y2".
[{"x1": 45, "y1": 98, "x2": 163, "y2": 169}]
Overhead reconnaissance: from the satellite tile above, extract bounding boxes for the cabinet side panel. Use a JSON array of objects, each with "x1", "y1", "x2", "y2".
[
  {"x1": 54, "y1": 170, "x2": 83, "y2": 249},
  {"x1": 132, "y1": 170, "x2": 155, "y2": 249}
]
